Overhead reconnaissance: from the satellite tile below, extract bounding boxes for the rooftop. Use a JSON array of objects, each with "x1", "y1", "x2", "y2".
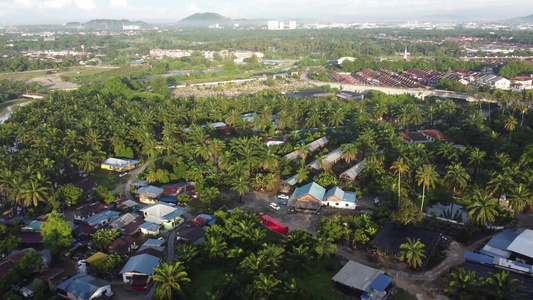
[
  {"x1": 292, "y1": 181, "x2": 326, "y2": 202},
  {"x1": 56, "y1": 273, "x2": 110, "y2": 300},
  {"x1": 140, "y1": 202, "x2": 186, "y2": 224},
  {"x1": 119, "y1": 253, "x2": 160, "y2": 276},
  {"x1": 83, "y1": 210, "x2": 120, "y2": 226},
  {"x1": 507, "y1": 229, "x2": 533, "y2": 259},
  {"x1": 101, "y1": 158, "x2": 140, "y2": 168},
  {"x1": 332, "y1": 260, "x2": 384, "y2": 292}
]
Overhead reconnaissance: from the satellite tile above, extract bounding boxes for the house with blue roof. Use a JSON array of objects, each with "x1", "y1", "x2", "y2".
[
  {"x1": 101, "y1": 158, "x2": 140, "y2": 172},
  {"x1": 290, "y1": 182, "x2": 326, "y2": 213},
  {"x1": 83, "y1": 210, "x2": 120, "y2": 229},
  {"x1": 119, "y1": 253, "x2": 161, "y2": 283},
  {"x1": 323, "y1": 186, "x2": 357, "y2": 210},
  {"x1": 56, "y1": 273, "x2": 112, "y2": 300}
]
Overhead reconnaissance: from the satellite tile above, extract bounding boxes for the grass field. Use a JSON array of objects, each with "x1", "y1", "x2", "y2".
[
  {"x1": 0, "y1": 66, "x2": 114, "y2": 82},
  {"x1": 89, "y1": 169, "x2": 126, "y2": 191}
]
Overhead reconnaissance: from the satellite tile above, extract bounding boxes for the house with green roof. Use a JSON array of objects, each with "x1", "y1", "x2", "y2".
[{"x1": 291, "y1": 182, "x2": 326, "y2": 213}]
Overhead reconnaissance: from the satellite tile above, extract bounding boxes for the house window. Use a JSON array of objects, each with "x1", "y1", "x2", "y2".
[
  {"x1": 346, "y1": 204, "x2": 349, "y2": 207},
  {"x1": 336, "y1": 203, "x2": 339, "y2": 206}
]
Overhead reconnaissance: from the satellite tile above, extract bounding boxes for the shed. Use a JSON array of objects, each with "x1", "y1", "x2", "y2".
[
  {"x1": 101, "y1": 158, "x2": 139, "y2": 172},
  {"x1": 139, "y1": 222, "x2": 160, "y2": 235},
  {"x1": 284, "y1": 137, "x2": 329, "y2": 161},
  {"x1": 332, "y1": 260, "x2": 392, "y2": 298},
  {"x1": 306, "y1": 147, "x2": 344, "y2": 171},
  {"x1": 340, "y1": 160, "x2": 367, "y2": 182}
]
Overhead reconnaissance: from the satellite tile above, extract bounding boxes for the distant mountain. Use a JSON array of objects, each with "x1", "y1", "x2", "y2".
[
  {"x1": 506, "y1": 14, "x2": 533, "y2": 23},
  {"x1": 178, "y1": 12, "x2": 232, "y2": 27}
]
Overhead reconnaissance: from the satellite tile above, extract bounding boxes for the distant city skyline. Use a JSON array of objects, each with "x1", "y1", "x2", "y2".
[{"x1": 0, "y1": 0, "x2": 531, "y2": 25}]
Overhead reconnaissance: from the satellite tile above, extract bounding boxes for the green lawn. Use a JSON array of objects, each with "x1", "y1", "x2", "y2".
[
  {"x1": 295, "y1": 256, "x2": 347, "y2": 300},
  {"x1": 89, "y1": 169, "x2": 126, "y2": 191}
]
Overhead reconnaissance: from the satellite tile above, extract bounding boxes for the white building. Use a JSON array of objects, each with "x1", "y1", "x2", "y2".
[
  {"x1": 477, "y1": 74, "x2": 511, "y2": 90},
  {"x1": 289, "y1": 21, "x2": 297, "y2": 29},
  {"x1": 123, "y1": 25, "x2": 140, "y2": 30},
  {"x1": 322, "y1": 186, "x2": 357, "y2": 210},
  {"x1": 268, "y1": 20, "x2": 280, "y2": 30}
]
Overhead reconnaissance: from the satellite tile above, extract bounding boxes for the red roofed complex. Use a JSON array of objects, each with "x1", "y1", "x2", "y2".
[{"x1": 422, "y1": 130, "x2": 452, "y2": 142}]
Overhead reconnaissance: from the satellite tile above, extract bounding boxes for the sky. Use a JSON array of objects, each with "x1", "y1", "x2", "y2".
[{"x1": 0, "y1": 0, "x2": 531, "y2": 25}]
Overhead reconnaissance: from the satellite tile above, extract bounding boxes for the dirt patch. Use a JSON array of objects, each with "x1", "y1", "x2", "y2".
[{"x1": 26, "y1": 74, "x2": 79, "y2": 90}]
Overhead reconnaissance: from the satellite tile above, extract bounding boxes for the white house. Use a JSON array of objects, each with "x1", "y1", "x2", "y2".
[{"x1": 322, "y1": 186, "x2": 357, "y2": 210}]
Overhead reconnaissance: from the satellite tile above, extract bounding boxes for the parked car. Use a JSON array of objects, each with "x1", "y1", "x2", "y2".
[
  {"x1": 270, "y1": 203, "x2": 281, "y2": 211},
  {"x1": 374, "y1": 197, "x2": 382, "y2": 207},
  {"x1": 277, "y1": 193, "x2": 289, "y2": 200},
  {"x1": 278, "y1": 199, "x2": 288, "y2": 205},
  {"x1": 119, "y1": 172, "x2": 128, "y2": 177}
]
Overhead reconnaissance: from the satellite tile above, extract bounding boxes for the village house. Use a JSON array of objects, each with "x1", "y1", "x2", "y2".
[
  {"x1": 139, "y1": 202, "x2": 186, "y2": 231},
  {"x1": 135, "y1": 185, "x2": 164, "y2": 204},
  {"x1": 119, "y1": 253, "x2": 161, "y2": 284},
  {"x1": 332, "y1": 260, "x2": 393, "y2": 299},
  {"x1": 290, "y1": 181, "x2": 326, "y2": 213},
  {"x1": 109, "y1": 236, "x2": 137, "y2": 254},
  {"x1": 100, "y1": 158, "x2": 140, "y2": 172},
  {"x1": 56, "y1": 273, "x2": 113, "y2": 300},
  {"x1": 83, "y1": 210, "x2": 120, "y2": 229},
  {"x1": 323, "y1": 186, "x2": 357, "y2": 210},
  {"x1": 340, "y1": 160, "x2": 367, "y2": 182},
  {"x1": 74, "y1": 203, "x2": 107, "y2": 221}
]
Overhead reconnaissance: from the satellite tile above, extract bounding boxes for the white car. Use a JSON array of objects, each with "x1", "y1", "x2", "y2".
[
  {"x1": 277, "y1": 193, "x2": 289, "y2": 200},
  {"x1": 270, "y1": 203, "x2": 281, "y2": 211}
]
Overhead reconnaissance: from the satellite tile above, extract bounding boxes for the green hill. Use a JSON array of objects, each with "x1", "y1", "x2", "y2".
[{"x1": 177, "y1": 12, "x2": 231, "y2": 27}]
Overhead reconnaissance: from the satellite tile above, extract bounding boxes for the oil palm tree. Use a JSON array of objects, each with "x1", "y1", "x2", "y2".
[
  {"x1": 91, "y1": 229, "x2": 120, "y2": 251},
  {"x1": 390, "y1": 157, "x2": 409, "y2": 207},
  {"x1": 230, "y1": 176, "x2": 250, "y2": 203},
  {"x1": 446, "y1": 268, "x2": 481, "y2": 300},
  {"x1": 504, "y1": 115, "x2": 518, "y2": 137},
  {"x1": 486, "y1": 270, "x2": 524, "y2": 300},
  {"x1": 252, "y1": 273, "x2": 281, "y2": 299},
  {"x1": 315, "y1": 234, "x2": 337, "y2": 260},
  {"x1": 400, "y1": 237, "x2": 426, "y2": 269},
  {"x1": 151, "y1": 262, "x2": 191, "y2": 300},
  {"x1": 416, "y1": 164, "x2": 439, "y2": 211},
  {"x1": 508, "y1": 183, "x2": 532, "y2": 214},
  {"x1": 341, "y1": 143, "x2": 359, "y2": 164},
  {"x1": 468, "y1": 147, "x2": 486, "y2": 179}
]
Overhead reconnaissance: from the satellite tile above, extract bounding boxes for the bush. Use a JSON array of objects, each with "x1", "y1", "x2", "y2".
[{"x1": 456, "y1": 226, "x2": 472, "y2": 244}]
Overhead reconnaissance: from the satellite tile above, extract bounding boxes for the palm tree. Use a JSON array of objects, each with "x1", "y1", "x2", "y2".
[
  {"x1": 425, "y1": 106, "x2": 438, "y2": 126},
  {"x1": 390, "y1": 157, "x2": 409, "y2": 207},
  {"x1": 296, "y1": 167, "x2": 309, "y2": 184},
  {"x1": 315, "y1": 234, "x2": 337, "y2": 260},
  {"x1": 230, "y1": 176, "x2": 250, "y2": 203},
  {"x1": 486, "y1": 270, "x2": 524, "y2": 300},
  {"x1": 504, "y1": 115, "x2": 518, "y2": 137},
  {"x1": 508, "y1": 183, "x2": 532, "y2": 214},
  {"x1": 467, "y1": 190, "x2": 498, "y2": 226},
  {"x1": 416, "y1": 164, "x2": 439, "y2": 211},
  {"x1": 239, "y1": 253, "x2": 268, "y2": 275},
  {"x1": 400, "y1": 237, "x2": 426, "y2": 269},
  {"x1": 468, "y1": 147, "x2": 486, "y2": 179},
  {"x1": 294, "y1": 143, "x2": 310, "y2": 162},
  {"x1": 203, "y1": 231, "x2": 227, "y2": 261},
  {"x1": 340, "y1": 143, "x2": 359, "y2": 164},
  {"x1": 373, "y1": 102, "x2": 388, "y2": 121},
  {"x1": 444, "y1": 163, "x2": 470, "y2": 197},
  {"x1": 446, "y1": 268, "x2": 481, "y2": 300},
  {"x1": 151, "y1": 262, "x2": 191, "y2": 300},
  {"x1": 21, "y1": 178, "x2": 51, "y2": 207},
  {"x1": 315, "y1": 154, "x2": 328, "y2": 170}
]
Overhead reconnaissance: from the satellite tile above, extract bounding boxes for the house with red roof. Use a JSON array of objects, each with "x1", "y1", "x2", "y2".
[{"x1": 109, "y1": 236, "x2": 137, "y2": 254}]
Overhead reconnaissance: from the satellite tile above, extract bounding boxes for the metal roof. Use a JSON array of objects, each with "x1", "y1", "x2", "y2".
[
  {"x1": 119, "y1": 254, "x2": 160, "y2": 276},
  {"x1": 306, "y1": 147, "x2": 343, "y2": 171},
  {"x1": 101, "y1": 158, "x2": 140, "y2": 168},
  {"x1": 292, "y1": 182, "x2": 326, "y2": 202},
  {"x1": 507, "y1": 229, "x2": 533, "y2": 259},
  {"x1": 284, "y1": 137, "x2": 329, "y2": 161},
  {"x1": 83, "y1": 210, "x2": 120, "y2": 226},
  {"x1": 332, "y1": 261, "x2": 383, "y2": 292},
  {"x1": 56, "y1": 273, "x2": 110, "y2": 300},
  {"x1": 464, "y1": 252, "x2": 495, "y2": 265},
  {"x1": 136, "y1": 185, "x2": 164, "y2": 195},
  {"x1": 340, "y1": 159, "x2": 367, "y2": 181},
  {"x1": 368, "y1": 274, "x2": 392, "y2": 292},
  {"x1": 140, "y1": 202, "x2": 185, "y2": 223},
  {"x1": 139, "y1": 221, "x2": 160, "y2": 232},
  {"x1": 488, "y1": 230, "x2": 519, "y2": 251}
]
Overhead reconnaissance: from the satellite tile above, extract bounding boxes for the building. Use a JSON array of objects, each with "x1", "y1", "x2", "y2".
[
  {"x1": 284, "y1": 137, "x2": 329, "y2": 161},
  {"x1": 511, "y1": 76, "x2": 533, "y2": 89},
  {"x1": 73, "y1": 178, "x2": 97, "y2": 193},
  {"x1": 56, "y1": 273, "x2": 112, "y2": 300},
  {"x1": 176, "y1": 226, "x2": 206, "y2": 245},
  {"x1": 135, "y1": 185, "x2": 164, "y2": 204},
  {"x1": 129, "y1": 61, "x2": 149, "y2": 67},
  {"x1": 477, "y1": 74, "x2": 511, "y2": 90},
  {"x1": 332, "y1": 260, "x2": 392, "y2": 299},
  {"x1": 291, "y1": 182, "x2": 326, "y2": 213},
  {"x1": 101, "y1": 158, "x2": 140, "y2": 172},
  {"x1": 289, "y1": 21, "x2": 297, "y2": 29},
  {"x1": 262, "y1": 137, "x2": 289, "y2": 147},
  {"x1": 109, "y1": 236, "x2": 137, "y2": 254},
  {"x1": 74, "y1": 203, "x2": 107, "y2": 221},
  {"x1": 139, "y1": 202, "x2": 186, "y2": 230},
  {"x1": 340, "y1": 160, "x2": 367, "y2": 182},
  {"x1": 306, "y1": 147, "x2": 344, "y2": 171},
  {"x1": 323, "y1": 186, "x2": 357, "y2": 209},
  {"x1": 83, "y1": 210, "x2": 120, "y2": 229},
  {"x1": 479, "y1": 230, "x2": 519, "y2": 259},
  {"x1": 137, "y1": 238, "x2": 166, "y2": 253},
  {"x1": 267, "y1": 20, "x2": 280, "y2": 30},
  {"x1": 119, "y1": 253, "x2": 161, "y2": 283},
  {"x1": 506, "y1": 229, "x2": 533, "y2": 263}
]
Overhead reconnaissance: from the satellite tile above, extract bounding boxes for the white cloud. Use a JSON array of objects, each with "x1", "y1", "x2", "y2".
[
  {"x1": 109, "y1": 0, "x2": 128, "y2": 8},
  {"x1": 13, "y1": 0, "x2": 37, "y2": 9},
  {"x1": 74, "y1": 0, "x2": 96, "y2": 9},
  {"x1": 43, "y1": 0, "x2": 72, "y2": 9}
]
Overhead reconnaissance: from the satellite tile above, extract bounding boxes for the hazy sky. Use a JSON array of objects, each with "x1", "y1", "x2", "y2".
[{"x1": 0, "y1": 0, "x2": 531, "y2": 25}]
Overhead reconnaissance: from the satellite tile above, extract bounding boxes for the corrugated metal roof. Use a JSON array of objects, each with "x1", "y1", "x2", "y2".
[
  {"x1": 284, "y1": 137, "x2": 329, "y2": 161},
  {"x1": 487, "y1": 230, "x2": 519, "y2": 251},
  {"x1": 56, "y1": 273, "x2": 110, "y2": 300},
  {"x1": 332, "y1": 260, "x2": 383, "y2": 292},
  {"x1": 83, "y1": 210, "x2": 120, "y2": 226},
  {"x1": 464, "y1": 252, "x2": 495, "y2": 265},
  {"x1": 507, "y1": 229, "x2": 533, "y2": 259},
  {"x1": 340, "y1": 160, "x2": 367, "y2": 181},
  {"x1": 369, "y1": 274, "x2": 392, "y2": 292},
  {"x1": 292, "y1": 182, "x2": 326, "y2": 202},
  {"x1": 306, "y1": 147, "x2": 343, "y2": 171},
  {"x1": 119, "y1": 254, "x2": 160, "y2": 276}
]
